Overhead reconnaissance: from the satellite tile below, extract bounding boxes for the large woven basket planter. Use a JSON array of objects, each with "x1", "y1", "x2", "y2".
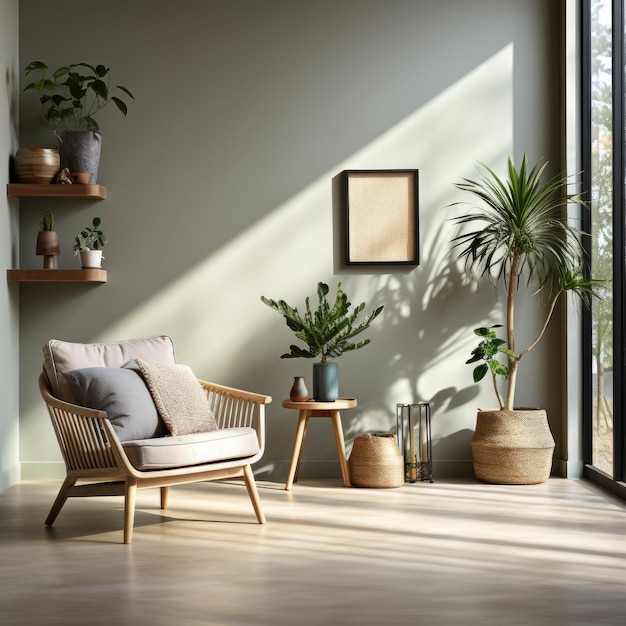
[
  {"x1": 471, "y1": 409, "x2": 555, "y2": 485},
  {"x1": 349, "y1": 433, "x2": 404, "y2": 488}
]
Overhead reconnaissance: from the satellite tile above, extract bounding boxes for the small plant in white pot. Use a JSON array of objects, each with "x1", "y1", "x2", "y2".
[
  {"x1": 73, "y1": 217, "x2": 106, "y2": 268},
  {"x1": 450, "y1": 154, "x2": 600, "y2": 484},
  {"x1": 261, "y1": 282, "x2": 384, "y2": 401}
]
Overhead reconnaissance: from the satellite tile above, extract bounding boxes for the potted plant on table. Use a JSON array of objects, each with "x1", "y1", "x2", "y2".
[
  {"x1": 261, "y1": 282, "x2": 384, "y2": 401},
  {"x1": 73, "y1": 217, "x2": 107, "y2": 269},
  {"x1": 450, "y1": 154, "x2": 600, "y2": 484},
  {"x1": 23, "y1": 61, "x2": 134, "y2": 184},
  {"x1": 35, "y1": 209, "x2": 60, "y2": 269}
]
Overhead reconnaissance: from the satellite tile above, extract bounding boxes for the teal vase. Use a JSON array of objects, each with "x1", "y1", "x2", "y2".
[{"x1": 312, "y1": 362, "x2": 338, "y2": 402}]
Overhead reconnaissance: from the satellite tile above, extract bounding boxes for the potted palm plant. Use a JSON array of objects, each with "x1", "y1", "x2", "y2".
[
  {"x1": 23, "y1": 61, "x2": 134, "y2": 183},
  {"x1": 73, "y1": 217, "x2": 107, "y2": 269},
  {"x1": 261, "y1": 282, "x2": 384, "y2": 401},
  {"x1": 451, "y1": 154, "x2": 599, "y2": 484}
]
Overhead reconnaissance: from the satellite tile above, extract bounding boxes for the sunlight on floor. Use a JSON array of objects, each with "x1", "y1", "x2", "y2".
[{"x1": 1, "y1": 477, "x2": 624, "y2": 625}]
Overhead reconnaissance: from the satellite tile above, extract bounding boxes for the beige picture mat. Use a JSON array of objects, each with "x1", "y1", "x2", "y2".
[{"x1": 347, "y1": 171, "x2": 417, "y2": 263}]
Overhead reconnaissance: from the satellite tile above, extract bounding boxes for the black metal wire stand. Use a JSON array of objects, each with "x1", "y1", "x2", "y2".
[{"x1": 396, "y1": 402, "x2": 433, "y2": 483}]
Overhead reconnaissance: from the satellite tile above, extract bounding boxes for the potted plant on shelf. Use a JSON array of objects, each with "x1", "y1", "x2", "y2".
[
  {"x1": 35, "y1": 209, "x2": 60, "y2": 269},
  {"x1": 261, "y1": 282, "x2": 384, "y2": 401},
  {"x1": 73, "y1": 217, "x2": 107, "y2": 269},
  {"x1": 450, "y1": 154, "x2": 600, "y2": 484},
  {"x1": 23, "y1": 61, "x2": 134, "y2": 184}
]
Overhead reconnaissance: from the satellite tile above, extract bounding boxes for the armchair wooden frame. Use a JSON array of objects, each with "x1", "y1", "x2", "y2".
[{"x1": 39, "y1": 373, "x2": 272, "y2": 544}]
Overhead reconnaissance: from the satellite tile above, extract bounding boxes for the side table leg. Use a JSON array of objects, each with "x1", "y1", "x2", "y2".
[
  {"x1": 330, "y1": 410, "x2": 351, "y2": 487},
  {"x1": 285, "y1": 412, "x2": 309, "y2": 490}
]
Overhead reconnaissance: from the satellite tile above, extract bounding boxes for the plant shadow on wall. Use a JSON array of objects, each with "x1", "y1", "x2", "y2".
[
  {"x1": 336, "y1": 217, "x2": 486, "y2": 465},
  {"x1": 327, "y1": 169, "x2": 485, "y2": 464}
]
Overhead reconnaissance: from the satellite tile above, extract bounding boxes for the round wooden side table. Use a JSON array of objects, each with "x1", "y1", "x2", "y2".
[{"x1": 282, "y1": 398, "x2": 357, "y2": 490}]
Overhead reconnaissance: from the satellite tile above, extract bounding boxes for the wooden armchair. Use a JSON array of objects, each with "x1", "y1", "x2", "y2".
[{"x1": 39, "y1": 336, "x2": 271, "y2": 544}]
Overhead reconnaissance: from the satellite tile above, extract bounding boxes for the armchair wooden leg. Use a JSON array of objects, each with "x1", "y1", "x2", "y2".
[
  {"x1": 124, "y1": 477, "x2": 138, "y2": 544},
  {"x1": 45, "y1": 476, "x2": 76, "y2": 527},
  {"x1": 160, "y1": 486, "x2": 169, "y2": 510},
  {"x1": 242, "y1": 464, "x2": 266, "y2": 524}
]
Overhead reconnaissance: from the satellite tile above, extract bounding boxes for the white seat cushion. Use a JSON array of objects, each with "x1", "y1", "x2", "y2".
[{"x1": 122, "y1": 428, "x2": 259, "y2": 469}]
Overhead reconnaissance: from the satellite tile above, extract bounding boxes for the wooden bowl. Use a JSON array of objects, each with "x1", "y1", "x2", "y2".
[{"x1": 15, "y1": 148, "x2": 60, "y2": 184}]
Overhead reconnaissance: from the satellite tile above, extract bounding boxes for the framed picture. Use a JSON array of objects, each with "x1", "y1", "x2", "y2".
[{"x1": 344, "y1": 169, "x2": 419, "y2": 265}]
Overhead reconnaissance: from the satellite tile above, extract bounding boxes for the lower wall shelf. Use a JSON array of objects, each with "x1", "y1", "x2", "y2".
[
  {"x1": 7, "y1": 269, "x2": 108, "y2": 283},
  {"x1": 7, "y1": 183, "x2": 107, "y2": 199}
]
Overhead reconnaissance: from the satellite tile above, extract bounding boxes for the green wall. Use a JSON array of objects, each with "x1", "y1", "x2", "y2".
[
  {"x1": 9, "y1": 0, "x2": 567, "y2": 483},
  {"x1": 0, "y1": 0, "x2": 20, "y2": 491}
]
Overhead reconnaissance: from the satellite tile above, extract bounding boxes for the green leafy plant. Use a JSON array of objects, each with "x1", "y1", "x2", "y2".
[
  {"x1": 261, "y1": 282, "x2": 384, "y2": 363},
  {"x1": 23, "y1": 61, "x2": 134, "y2": 133},
  {"x1": 40, "y1": 209, "x2": 54, "y2": 232},
  {"x1": 451, "y1": 154, "x2": 601, "y2": 411},
  {"x1": 73, "y1": 217, "x2": 107, "y2": 254}
]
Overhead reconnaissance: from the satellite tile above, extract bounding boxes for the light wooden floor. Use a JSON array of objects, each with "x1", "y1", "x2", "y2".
[{"x1": 0, "y1": 477, "x2": 625, "y2": 625}]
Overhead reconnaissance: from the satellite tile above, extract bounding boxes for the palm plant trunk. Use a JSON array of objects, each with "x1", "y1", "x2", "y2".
[{"x1": 505, "y1": 252, "x2": 521, "y2": 410}]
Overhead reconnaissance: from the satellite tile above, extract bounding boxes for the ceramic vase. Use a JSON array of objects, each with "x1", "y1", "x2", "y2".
[
  {"x1": 14, "y1": 148, "x2": 60, "y2": 184},
  {"x1": 59, "y1": 131, "x2": 102, "y2": 184},
  {"x1": 312, "y1": 362, "x2": 338, "y2": 402},
  {"x1": 289, "y1": 376, "x2": 309, "y2": 402},
  {"x1": 35, "y1": 231, "x2": 60, "y2": 269},
  {"x1": 79, "y1": 249, "x2": 103, "y2": 269}
]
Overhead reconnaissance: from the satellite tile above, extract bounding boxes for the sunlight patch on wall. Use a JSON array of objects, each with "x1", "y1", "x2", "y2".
[{"x1": 100, "y1": 45, "x2": 513, "y2": 397}]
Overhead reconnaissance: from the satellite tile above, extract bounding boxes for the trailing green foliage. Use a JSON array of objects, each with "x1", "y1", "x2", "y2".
[
  {"x1": 466, "y1": 326, "x2": 513, "y2": 383},
  {"x1": 261, "y1": 282, "x2": 384, "y2": 363},
  {"x1": 24, "y1": 61, "x2": 134, "y2": 133},
  {"x1": 73, "y1": 217, "x2": 107, "y2": 253},
  {"x1": 451, "y1": 154, "x2": 601, "y2": 410}
]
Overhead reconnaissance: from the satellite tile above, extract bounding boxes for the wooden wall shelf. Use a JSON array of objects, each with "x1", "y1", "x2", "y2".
[
  {"x1": 7, "y1": 269, "x2": 108, "y2": 283},
  {"x1": 7, "y1": 184, "x2": 106, "y2": 200}
]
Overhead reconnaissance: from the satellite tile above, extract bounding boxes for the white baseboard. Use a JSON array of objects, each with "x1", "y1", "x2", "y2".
[{"x1": 0, "y1": 463, "x2": 21, "y2": 492}]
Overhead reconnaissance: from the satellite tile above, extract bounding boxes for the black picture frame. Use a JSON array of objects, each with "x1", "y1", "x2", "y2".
[{"x1": 344, "y1": 169, "x2": 419, "y2": 265}]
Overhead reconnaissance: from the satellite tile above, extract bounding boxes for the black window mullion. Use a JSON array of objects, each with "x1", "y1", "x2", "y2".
[
  {"x1": 582, "y1": 0, "x2": 594, "y2": 468},
  {"x1": 612, "y1": 0, "x2": 625, "y2": 483}
]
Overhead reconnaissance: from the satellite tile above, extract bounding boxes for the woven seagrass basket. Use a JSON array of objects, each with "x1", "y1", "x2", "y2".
[
  {"x1": 471, "y1": 409, "x2": 555, "y2": 485},
  {"x1": 349, "y1": 433, "x2": 404, "y2": 488}
]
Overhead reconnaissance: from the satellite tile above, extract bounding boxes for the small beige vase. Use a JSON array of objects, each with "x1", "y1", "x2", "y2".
[{"x1": 471, "y1": 408, "x2": 555, "y2": 485}]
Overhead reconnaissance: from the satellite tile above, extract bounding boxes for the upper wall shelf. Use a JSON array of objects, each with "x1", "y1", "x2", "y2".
[
  {"x1": 7, "y1": 269, "x2": 108, "y2": 283},
  {"x1": 7, "y1": 183, "x2": 106, "y2": 200}
]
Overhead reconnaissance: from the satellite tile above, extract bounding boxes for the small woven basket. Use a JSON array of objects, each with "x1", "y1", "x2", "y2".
[{"x1": 349, "y1": 433, "x2": 404, "y2": 488}]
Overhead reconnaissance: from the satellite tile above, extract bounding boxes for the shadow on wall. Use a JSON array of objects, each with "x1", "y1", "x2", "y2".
[{"x1": 338, "y1": 215, "x2": 491, "y2": 466}]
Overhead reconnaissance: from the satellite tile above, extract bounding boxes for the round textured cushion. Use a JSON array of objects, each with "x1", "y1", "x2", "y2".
[{"x1": 349, "y1": 433, "x2": 404, "y2": 488}]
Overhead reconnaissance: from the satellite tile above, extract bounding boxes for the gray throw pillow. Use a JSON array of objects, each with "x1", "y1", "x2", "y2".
[
  {"x1": 62, "y1": 363, "x2": 167, "y2": 442},
  {"x1": 135, "y1": 358, "x2": 217, "y2": 436}
]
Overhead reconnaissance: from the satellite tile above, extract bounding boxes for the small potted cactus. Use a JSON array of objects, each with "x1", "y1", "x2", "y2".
[{"x1": 35, "y1": 210, "x2": 60, "y2": 269}]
